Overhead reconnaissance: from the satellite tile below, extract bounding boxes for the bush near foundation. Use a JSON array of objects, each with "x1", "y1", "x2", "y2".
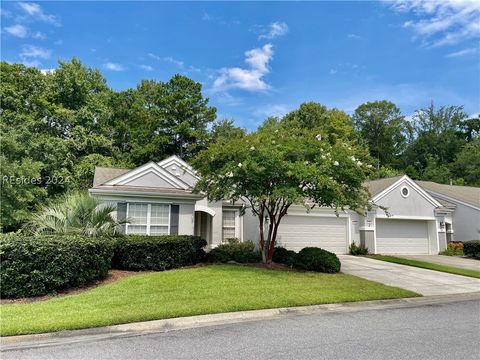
[{"x1": 0, "y1": 234, "x2": 115, "y2": 298}]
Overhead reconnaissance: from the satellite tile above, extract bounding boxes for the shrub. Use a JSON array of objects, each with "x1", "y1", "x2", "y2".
[
  {"x1": 349, "y1": 241, "x2": 369, "y2": 255},
  {"x1": 440, "y1": 242, "x2": 464, "y2": 256},
  {"x1": 293, "y1": 247, "x2": 341, "y2": 273},
  {"x1": 112, "y1": 235, "x2": 207, "y2": 271},
  {"x1": 463, "y1": 240, "x2": 480, "y2": 259},
  {"x1": 272, "y1": 246, "x2": 296, "y2": 265},
  {"x1": 207, "y1": 240, "x2": 261, "y2": 263},
  {"x1": 0, "y1": 234, "x2": 115, "y2": 298}
]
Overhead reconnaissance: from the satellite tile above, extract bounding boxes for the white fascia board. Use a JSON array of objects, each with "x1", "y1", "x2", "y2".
[
  {"x1": 375, "y1": 214, "x2": 436, "y2": 220},
  {"x1": 89, "y1": 187, "x2": 204, "y2": 200},
  {"x1": 372, "y1": 175, "x2": 442, "y2": 208},
  {"x1": 104, "y1": 162, "x2": 190, "y2": 190}
]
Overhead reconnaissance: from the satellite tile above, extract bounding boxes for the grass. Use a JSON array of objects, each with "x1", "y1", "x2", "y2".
[
  {"x1": 370, "y1": 255, "x2": 480, "y2": 279},
  {"x1": 0, "y1": 265, "x2": 417, "y2": 336}
]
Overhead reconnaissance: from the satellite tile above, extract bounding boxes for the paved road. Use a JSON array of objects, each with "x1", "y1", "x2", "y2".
[
  {"x1": 3, "y1": 299, "x2": 479, "y2": 360},
  {"x1": 339, "y1": 255, "x2": 480, "y2": 295}
]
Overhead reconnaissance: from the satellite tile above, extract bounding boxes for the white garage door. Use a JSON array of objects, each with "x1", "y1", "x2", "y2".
[
  {"x1": 276, "y1": 215, "x2": 348, "y2": 254},
  {"x1": 376, "y1": 219, "x2": 429, "y2": 255}
]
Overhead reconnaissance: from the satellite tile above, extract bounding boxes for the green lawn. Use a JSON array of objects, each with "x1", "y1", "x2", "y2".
[
  {"x1": 371, "y1": 255, "x2": 480, "y2": 279},
  {"x1": 0, "y1": 265, "x2": 417, "y2": 336}
]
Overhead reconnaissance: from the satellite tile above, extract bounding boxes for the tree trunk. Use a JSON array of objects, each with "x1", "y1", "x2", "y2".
[{"x1": 258, "y1": 207, "x2": 266, "y2": 263}]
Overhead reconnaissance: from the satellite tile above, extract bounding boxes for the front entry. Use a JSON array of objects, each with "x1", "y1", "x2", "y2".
[{"x1": 194, "y1": 211, "x2": 213, "y2": 245}]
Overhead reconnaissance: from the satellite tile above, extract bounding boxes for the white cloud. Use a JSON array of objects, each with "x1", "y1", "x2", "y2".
[
  {"x1": 17, "y1": 2, "x2": 60, "y2": 25},
  {"x1": 258, "y1": 21, "x2": 288, "y2": 40},
  {"x1": 445, "y1": 47, "x2": 477, "y2": 57},
  {"x1": 201, "y1": 12, "x2": 212, "y2": 21},
  {"x1": 103, "y1": 62, "x2": 126, "y2": 71},
  {"x1": 139, "y1": 64, "x2": 153, "y2": 71},
  {"x1": 20, "y1": 44, "x2": 51, "y2": 59},
  {"x1": 254, "y1": 104, "x2": 292, "y2": 118},
  {"x1": 148, "y1": 53, "x2": 184, "y2": 68},
  {"x1": 4, "y1": 24, "x2": 28, "y2": 38},
  {"x1": 347, "y1": 33, "x2": 361, "y2": 39},
  {"x1": 213, "y1": 44, "x2": 274, "y2": 92},
  {"x1": 163, "y1": 56, "x2": 184, "y2": 68},
  {"x1": 390, "y1": 0, "x2": 480, "y2": 47},
  {"x1": 32, "y1": 31, "x2": 46, "y2": 39},
  {"x1": 40, "y1": 68, "x2": 55, "y2": 75}
]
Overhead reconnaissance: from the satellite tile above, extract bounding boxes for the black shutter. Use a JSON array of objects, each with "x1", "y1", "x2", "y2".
[
  {"x1": 117, "y1": 202, "x2": 127, "y2": 235},
  {"x1": 170, "y1": 204, "x2": 179, "y2": 235}
]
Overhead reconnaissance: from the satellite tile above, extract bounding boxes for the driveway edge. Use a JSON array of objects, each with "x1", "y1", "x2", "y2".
[{"x1": 2, "y1": 292, "x2": 480, "y2": 351}]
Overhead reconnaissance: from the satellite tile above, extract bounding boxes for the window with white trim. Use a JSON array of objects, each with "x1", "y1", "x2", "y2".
[
  {"x1": 222, "y1": 210, "x2": 237, "y2": 241},
  {"x1": 126, "y1": 203, "x2": 170, "y2": 235}
]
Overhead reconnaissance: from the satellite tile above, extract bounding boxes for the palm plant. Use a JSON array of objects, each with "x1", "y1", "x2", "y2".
[{"x1": 25, "y1": 192, "x2": 127, "y2": 237}]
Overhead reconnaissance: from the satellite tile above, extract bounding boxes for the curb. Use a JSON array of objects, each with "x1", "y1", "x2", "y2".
[{"x1": 2, "y1": 292, "x2": 480, "y2": 351}]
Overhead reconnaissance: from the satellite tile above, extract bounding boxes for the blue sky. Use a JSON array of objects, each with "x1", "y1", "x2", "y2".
[{"x1": 1, "y1": 1, "x2": 479, "y2": 130}]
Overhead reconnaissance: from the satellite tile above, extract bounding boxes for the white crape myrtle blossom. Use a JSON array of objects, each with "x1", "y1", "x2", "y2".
[
  {"x1": 315, "y1": 134, "x2": 322, "y2": 141},
  {"x1": 350, "y1": 155, "x2": 356, "y2": 161},
  {"x1": 238, "y1": 162, "x2": 243, "y2": 168},
  {"x1": 357, "y1": 161, "x2": 363, "y2": 166},
  {"x1": 226, "y1": 172, "x2": 234, "y2": 178},
  {"x1": 272, "y1": 140, "x2": 276, "y2": 144},
  {"x1": 367, "y1": 164, "x2": 373, "y2": 168},
  {"x1": 250, "y1": 146, "x2": 255, "y2": 151},
  {"x1": 321, "y1": 155, "x2": 326, "y2": 159},
  {"x1": 334, "y1": 161, "x2": 339, "y2": 166}
]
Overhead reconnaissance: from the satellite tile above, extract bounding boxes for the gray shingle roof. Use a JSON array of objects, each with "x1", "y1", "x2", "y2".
[
  {"x1": 415, "y1": 180, "x2": 480, "y2": 208},
  {"x1": 363, "y1": 176, "x2": 403, "y2": 197},
  {"x1": 93, "y1": 167, "x2": 130, "y2": 187}
]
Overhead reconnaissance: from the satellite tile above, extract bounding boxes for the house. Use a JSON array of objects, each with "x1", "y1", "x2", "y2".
[{"x1": 89, "y1": 156, "x2": 480, "y2": 255}]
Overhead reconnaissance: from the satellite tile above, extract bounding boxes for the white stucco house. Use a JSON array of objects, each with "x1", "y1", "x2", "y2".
[{"x1": 89, "y1": 155, "x2": 480, "y2": 255}]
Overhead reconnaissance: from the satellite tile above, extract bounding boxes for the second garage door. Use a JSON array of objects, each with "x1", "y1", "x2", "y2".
[
  {"x1": 376, "y1": 219, "x2": 430, "y2": 254},
  {"x1": 276, "y1": 215, "x2": 348, "y2": 254}
]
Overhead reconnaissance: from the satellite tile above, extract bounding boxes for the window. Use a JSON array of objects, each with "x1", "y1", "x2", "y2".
[
  {"x1": 126, "y1": 203, "x2": 170, "y2": 235},
  {"x1": 401, "y1": 186, "x2": 410, "y2": 198},
  {"x1": 222, "y1": 210, "x2": 237, "y2": 241},
  {"x1": 150, "y1": 204, "x2": 169, "y2": 235},
  {"x1": 127, "y1": 203, "x2": 148, "y2": 235}
]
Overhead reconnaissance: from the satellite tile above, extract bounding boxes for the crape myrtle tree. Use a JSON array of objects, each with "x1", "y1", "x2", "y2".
[{"x1": 192, "y1": 118, "x2": 372, "y2": 264}]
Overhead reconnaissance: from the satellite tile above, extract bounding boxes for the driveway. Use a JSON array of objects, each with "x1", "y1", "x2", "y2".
[
  {"x1": 400, "y1": 255, "x2": 480, "y2": 271},
  {"x1": 339, "y1": 255, "x2": 480, "y2": 296}
]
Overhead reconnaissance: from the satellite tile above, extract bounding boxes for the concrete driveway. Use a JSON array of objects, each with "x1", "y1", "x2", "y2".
[
  {"x1": 339, "y1": 255, "x2": 480, "y2": 296},
  {"x1": 400, "y1": 255, "x2": 480, "y2": 271}
]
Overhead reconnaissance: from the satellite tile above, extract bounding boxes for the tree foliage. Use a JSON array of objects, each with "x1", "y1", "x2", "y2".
[
  {"x1": 353, "y1": 100, "x2": 410, "y2": 169},
  {"x1": 0, "y1": 59, "x2": 216, "y2": 229},
  {"x1": 1, "y1": 58, "x2": 478, "y2": 232},
  {"x1": 192, "y1": 114, "x2": 372, "y2": 263}
]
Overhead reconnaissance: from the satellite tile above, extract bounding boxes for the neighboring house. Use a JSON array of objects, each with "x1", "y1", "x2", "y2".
[
  {"x1": 89, "y1": 156, "x2": 480, "y2": 255},
  {"x1": 414, "y1": 181, "x2": 480, "y2": 242}
]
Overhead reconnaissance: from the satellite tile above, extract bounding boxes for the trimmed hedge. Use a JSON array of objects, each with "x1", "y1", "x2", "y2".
[
  {"x1": 293, "y1": 247, "x2": 341, "y2": 273},
  {"x1": 272, "y1": 246, "x2": 296, "y2": 265},
  {"x1": 207, "y1": 240, "x2": 261, "y2": 263},
  {"x1": 112, "y1": 235, "x2": 207, "y2": 271},
  {"x1": 0, "y1": 234, "x2": 115, "y2": 298},
  {"x1": 463, "y1": 240, "x2": 480, "y2": 259}
]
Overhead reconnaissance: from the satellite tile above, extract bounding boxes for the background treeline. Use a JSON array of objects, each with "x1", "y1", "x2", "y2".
[{"x1": 1, "y1": 58, "x2": 479, "y2": 230}]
